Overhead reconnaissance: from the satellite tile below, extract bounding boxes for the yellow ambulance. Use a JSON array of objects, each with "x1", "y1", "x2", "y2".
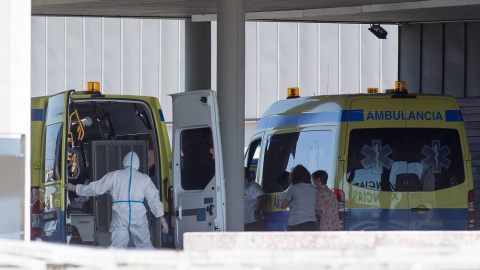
[
  {"x1": 245, "y1": 85, "x2": 474, "y2": 231},
  {"x1": 31, "y1": 85, "x2": 225, "y2": 248}
]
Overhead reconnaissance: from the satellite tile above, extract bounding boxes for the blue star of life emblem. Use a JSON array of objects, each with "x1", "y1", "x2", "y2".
[
  {"x1": 421, "y1": 140, "x2": 451, "y2": 174},
  {"x1": 361, "y1": 140, "x2": 393, "y2": 174}
]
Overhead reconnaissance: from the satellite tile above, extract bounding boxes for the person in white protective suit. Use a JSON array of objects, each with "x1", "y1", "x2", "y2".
[{"x1": 65, "y1": 151, "x2": 168, "y2": 249}]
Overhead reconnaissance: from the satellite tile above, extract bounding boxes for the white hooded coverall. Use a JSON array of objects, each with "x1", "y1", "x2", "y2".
[{"x1": 75, "y1": 151, "x2": 164, "y2": 249}]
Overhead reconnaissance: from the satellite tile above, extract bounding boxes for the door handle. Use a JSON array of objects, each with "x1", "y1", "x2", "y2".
[
  {"x1": 410, "y1": 207, "x2": 430, "y2": 212},
  {"x1": 206, "y1": 204, "x2": 214, "y2": 215}
]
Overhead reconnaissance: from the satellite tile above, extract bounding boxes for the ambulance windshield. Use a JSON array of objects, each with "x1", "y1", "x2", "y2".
[{"x1": 346, "y1": 128, "x2": 464, "y2": 192}]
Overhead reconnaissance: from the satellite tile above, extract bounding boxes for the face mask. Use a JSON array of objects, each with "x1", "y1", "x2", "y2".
[{"x1": 244, "y1": 179, "x2": 250, "y2": 188}]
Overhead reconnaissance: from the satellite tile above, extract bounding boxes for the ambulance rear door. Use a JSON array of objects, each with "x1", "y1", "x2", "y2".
[
  {"x1": 42, "y1": 90, "x2": 73, "y2": 242},
  {"x1": 31, "y1": 96, "x2": 49, "y2": 239},
  {"x1": 404, "y1": 98, "x2": 469, "y2": 230},
  {"x1": 344, "y1": 96, "x2": 410, "y2": 230},
  {"x1": 171, "y1": 90, "x2": 225, "y2": 249}
]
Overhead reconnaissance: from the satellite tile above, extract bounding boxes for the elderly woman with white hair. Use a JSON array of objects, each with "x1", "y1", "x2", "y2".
[{"x1": 65, "y1": 151, "x2": 168, "y2": 248}]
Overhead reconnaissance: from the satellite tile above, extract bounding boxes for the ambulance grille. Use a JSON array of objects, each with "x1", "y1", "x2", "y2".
[{"x1": 89, "y1": 140, "x2": 148, "y2": 246}]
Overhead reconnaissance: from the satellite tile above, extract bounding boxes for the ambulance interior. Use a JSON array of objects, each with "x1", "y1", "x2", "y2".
[{"x1": 63, "y1": 99, "x2": 163, "y2": 246}]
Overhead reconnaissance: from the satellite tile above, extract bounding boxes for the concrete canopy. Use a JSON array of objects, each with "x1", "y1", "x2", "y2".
[{"x1": 32, "y1": 0, "x2": 480, "y2": 24}]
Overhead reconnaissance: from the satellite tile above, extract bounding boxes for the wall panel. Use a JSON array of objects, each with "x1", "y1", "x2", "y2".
[
  {"x1": 160, "y1": 20, "x2": 182, "y2": 122},
  {"x1": 360, "y1": 24, "x2": 380, "y2": 93},
  {"x1": 179, "y1": 22, "x2": 185, "y2": 97},
  {"x1": 339, "y1": 24, "x2": 360, "y2": 94},
  {"x1": 319, "y1": 24, "x2": 339, "y2": 95},
  {"x1": 211, "y1": 22, "x2": 217, "y2": 91},
  {"x1": 298, "y1": 23, "x2": 318, "y2": 97},
  {"x1": 32, "y1": 17, "x2": 398, "y2": 125},
  {"x1": 245, "y1": 22, "x2": 258, "y2": 119},
  {"x1": 141, "y1": 19, "x2": 161, "y2": 98},
  {"x1": 258, "y1": 22, "x2": 279, "y2": 116},
  {"x1": 399, "y1": 24, "x2": 420, "y2": 93},
  {"x1": 31, "y1": 16, "x2": 46, "y2": 97},
  {"x1": 46, "y1": 17, "x2": 65, "y2": 93},
  {"x1": 400, "y1": 22, "x2": 479, "y2": 97},
  {"x1": 85, "y1": 18, "x2": 102, "y2": 89},
  {"x1": 103, "y1": 18, "x2": 121, "y2": 94},
  {"x1": 466, "y1": 22, "x2": 480, "y2": 97},
  {"x1": 65, "y1": 17, "x2": 83, "y2": 91},
  {"x1": 278, "y1": 22, "x2": 298, "y2": 99},
  {"x1": 381, "y1": 24, "x2": 399, "y2": 91},
  {"x1": 421, "y1": 24, "x2": 442, "y2": 94},
  {"x1": 444, "y1": 23, "x2": 465, "y2": 97},
  {"x1": 122, "y1": 19, "x2": 141, "y2": 95}
]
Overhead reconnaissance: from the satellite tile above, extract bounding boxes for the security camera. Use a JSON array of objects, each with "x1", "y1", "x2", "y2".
[{"x1": 369, "y1": 24, "x2": 388, "y2": 39}]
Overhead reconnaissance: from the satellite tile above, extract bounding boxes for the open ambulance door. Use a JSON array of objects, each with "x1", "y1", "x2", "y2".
[
  {"x1": 171, "y1": 90, "x2": 226, "y2": 249},
  {"x1": 42, "y1": 90, "x2": 73, "y2": 242}
]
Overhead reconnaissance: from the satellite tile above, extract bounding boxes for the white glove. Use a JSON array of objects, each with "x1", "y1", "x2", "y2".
[
  {"x1": 65, "y1": 183, "x2": 76, "y2": 192},
  {"x1": 160, "y1": 218, "x2": 169, "y2": 234}
]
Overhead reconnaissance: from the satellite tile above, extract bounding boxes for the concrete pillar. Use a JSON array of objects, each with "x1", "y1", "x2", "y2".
[
  {"x1": 0, "y1": 0, "x2": 31, "y2": 240},
  {"x1": 217, "y1": 0, "x2": 245, "y2": 231},
  {"x1": 185, "y1": 19, "x2": 211, "y2": 92}
]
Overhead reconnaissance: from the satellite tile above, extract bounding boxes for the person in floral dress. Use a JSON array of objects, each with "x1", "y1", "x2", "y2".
[{"x1": 312, "y1": 170, "x2": 342, "y2": 231}]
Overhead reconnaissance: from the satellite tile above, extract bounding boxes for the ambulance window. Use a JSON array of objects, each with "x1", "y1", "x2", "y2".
[
  {"x1": 263, "y1": 133, "x2": 299, "y2": 193},
  {"x1": 244, "y1": 139, "x2": 261, "y2": 181},
  {"x1": 262, "y1": 131, "x2": 335, "y2": 193},
  {"x1": 44, "y1": 123, "x2": 63, "y2": 183},
  {"x1": 294, "y1": 131, "x2": 334, "y2": 182},
  {"x1": 180, "y1": 127, "x2": 215, "y2": 190},
  {"x1": 347, "y1": 128, "x2": 464, "y2": 191},
  {"x1": 406, "y1": 128, "x2": 464, "y2": 191}
]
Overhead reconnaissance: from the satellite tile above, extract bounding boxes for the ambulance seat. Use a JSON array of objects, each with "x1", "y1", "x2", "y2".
[
  {"x1": 395, "y1": 173, "x2": 421, "y2": 192},
  {"x1": 389, "y1": 161, "x2": 423, "y2": 191}
]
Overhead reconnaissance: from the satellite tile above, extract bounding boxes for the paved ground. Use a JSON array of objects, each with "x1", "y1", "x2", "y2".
[{"x1": 2, "y1": 231, "x2": 480, "y2": 269}]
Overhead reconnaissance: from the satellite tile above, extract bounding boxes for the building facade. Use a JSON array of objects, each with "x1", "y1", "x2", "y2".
[{"x1": 31, "y1": 17, "x2": 398, "y2": 143}]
